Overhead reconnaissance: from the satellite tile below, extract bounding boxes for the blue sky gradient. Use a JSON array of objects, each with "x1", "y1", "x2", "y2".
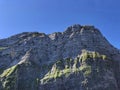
[{"x1": 0, "y1": 0, "x2": 120, "y2": 49}]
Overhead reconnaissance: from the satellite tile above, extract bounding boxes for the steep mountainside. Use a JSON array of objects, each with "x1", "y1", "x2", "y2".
[{"x1": 0, "y1": 24, "x2": 120, "y2": 90}]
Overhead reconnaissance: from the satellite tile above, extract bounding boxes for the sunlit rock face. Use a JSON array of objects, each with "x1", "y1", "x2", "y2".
[{"x1": 0, "y1": 24, "x2": 120, "y2": 90}]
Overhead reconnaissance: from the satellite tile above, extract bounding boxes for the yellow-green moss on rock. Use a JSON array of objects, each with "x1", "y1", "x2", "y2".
[
  {"x1": 0, "y1": 65, "x2": 18, "y2": 90},
  {"x1": 0, "y1": 47, "x2": 7, "y2": 51},
  {"x1": 81, "y1": 50, "x2": 107, "y2": 62},
  {"x1": 0, "y1": 65, "x2": 18, "y2": 78},
  {"x1": 41, "y1": 50, "x2": 108, "y2": 84}
]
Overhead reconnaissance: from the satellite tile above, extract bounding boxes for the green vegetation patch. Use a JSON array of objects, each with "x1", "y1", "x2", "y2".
[
  {"x1": 0, "y1": 65, "x2": 17, "y2": 77},
  {"x1": 0, "y1": 47, "x2": 7, "y2": 51},
  {"x1": 81, "y1": 50, "x2": 107, "y2": 62},
  {"x1": 0, "y1": 65, "x2": 18, "y2": 78},
  {"x1": 0, "y1": 65, "x2": 18, "y2": 90},
  {"x1": 32, "y1": 32, "x2": 40, "y2": 37},
  {"x1": 41, "y1": 50, "x2": 108, "y2": 84}
]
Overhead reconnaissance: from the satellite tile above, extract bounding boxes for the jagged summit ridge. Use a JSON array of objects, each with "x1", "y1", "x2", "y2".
[
  {"x1": 64, "y1": 24, "x2": 95, "y2": 32},
  {"x1": 4, "y1": 24, "x2": 98, "y2": 40},
  {"x1": 0, "y1": 24, "x2": 118, "y2": 63},
  {"x1": 49, "y1": 24, "x2": 99, "y2": 37}
]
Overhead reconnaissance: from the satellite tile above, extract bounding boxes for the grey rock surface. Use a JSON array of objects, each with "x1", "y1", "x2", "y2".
[{"x1": 0, "y1": 24, "x2": 120, "y2": 90}]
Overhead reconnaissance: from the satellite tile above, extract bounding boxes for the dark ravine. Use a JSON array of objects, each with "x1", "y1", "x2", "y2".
[{"x1": 0, "y1": 24, "x2": 120, "y2": 90}]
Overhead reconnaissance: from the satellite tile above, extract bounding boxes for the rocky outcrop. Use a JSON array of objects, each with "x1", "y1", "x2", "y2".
[
  {"x1": 40, "y1": 51, "x2": 118, "y2": 90},
  {"x1": 0, "y1": 24, "x2": 120, "y2": 90}
]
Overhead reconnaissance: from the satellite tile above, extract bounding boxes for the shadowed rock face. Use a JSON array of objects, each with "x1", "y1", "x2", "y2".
[{"x1": 0, "y1": 24, "x2": 120, "y2": 90}]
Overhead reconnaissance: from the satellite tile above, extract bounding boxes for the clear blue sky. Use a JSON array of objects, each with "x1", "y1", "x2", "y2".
[{"x1": 0, "y1": 0, "x2": 120, "y2": 49}]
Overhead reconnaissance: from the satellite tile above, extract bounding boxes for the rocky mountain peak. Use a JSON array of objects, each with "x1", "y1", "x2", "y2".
[
  {"x1": 64, "y1": 24, "x2": 97, "y2": 34},
  {"x1": 64, "y1": 24, "x2": 81, "y2": 33},
  {"x1": 0, "y1": 24, "x2": 120, "y2": 90}
]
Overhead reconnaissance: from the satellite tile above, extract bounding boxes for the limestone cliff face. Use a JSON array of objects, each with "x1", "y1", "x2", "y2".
[{"x1": 0, "y1": 24, "x2": 120, "y2": 90}]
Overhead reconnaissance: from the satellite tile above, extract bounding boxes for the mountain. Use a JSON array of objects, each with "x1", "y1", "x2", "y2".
[{"x1": 0, "y1": 24, "x2": 120, "y2": 90}]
